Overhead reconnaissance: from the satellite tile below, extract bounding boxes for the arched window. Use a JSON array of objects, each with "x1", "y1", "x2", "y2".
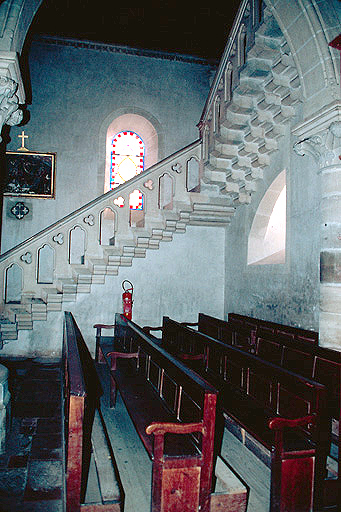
[
  {"x1": 102, "y1": 111, "x2": 161, "y2": 194},
  {"x1": 110, "y1": 131, "x2": 145, "y2": 189},
  {"x1": 247, "y1": 170, "x2": 286, "y2": 265}
]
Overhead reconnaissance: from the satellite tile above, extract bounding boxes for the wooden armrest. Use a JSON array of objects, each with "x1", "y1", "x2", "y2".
[
  {"x1": 146, "y1": 421, "x2": 205, "y2": 436},
  {"x1": 107, "y1": 350, "x2": 139, "y2": 371},
  {"x1": 94, "y1": 323, "x2": 115, "y2": 330},
  {"x1": 143, "y1": 325, "x2": 163, "y2": 334},
  {"x1": 268, "y1": 414, "x2": 316, "y2": 431}
]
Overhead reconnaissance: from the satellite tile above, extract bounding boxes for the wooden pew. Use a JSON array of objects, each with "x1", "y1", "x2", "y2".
[
  {"x1": 95, "y1": 313, "x2": 248, "y2": 512},
  {"x1": 64, "y1": 311, "x2": 124, "y2": 512},
  {"x1": 145, "y1": 316, "x2": 331, "y2": 512},
  {"x1": 227, "y1": 312, "x2": 319, "y2": 345},
  {"x1": 253, "y1": 334, "x2": 341, "y2": 510},
  {"x1": 176, "y1": 313, "x2": 340, "y2": 509}
]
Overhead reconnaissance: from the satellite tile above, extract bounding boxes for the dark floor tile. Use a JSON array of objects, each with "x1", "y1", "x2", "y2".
[
  {"x1": 32, "y1": 434, "x2": 61, "y2": 450},
  {"x1": 13, "y1": 401, "x2": 60, "y2": 418},
  {"x1": 0, "y1": 496, "x2": 23, "y2": 511},
  {"x1": 31, "y1": 434, "x2": 62, "y2": 460},
  {"x1": 20, "y1": 418, "x2": 38, "y2": 435},
  {"x1": 0, "y1": 468, "x2": 27, "y2": 497},
  {"x1": 0, "y1": 454, "x2": 9, "y2": 468},
  {"x1": 24, "y1": 460, "x2": 63, "y2": 501},
  {"x1": 26, "y1": 367, "x2": 61, "y2": 382},
  {"x1": 20, "y1": 500, "x2": 63, "y2": 511},
  {"x1": 29, "y1": 448, "x2": 63, "y2": 461},
  {"x1": 0, "y1": 499, "x2": 63, "y2": 512},
  {"x1": 6, "y1": 433, "x2": 32, "y2": 457},
  {"x1": 8, "y1": 454, "x2": 29, "y2": 468},
  {"x1": 17, "y1": 381, "x2": 61, "y2": 403},
  {"x1": 36, "y1": 418, "x2": 62, "y2": 434}
]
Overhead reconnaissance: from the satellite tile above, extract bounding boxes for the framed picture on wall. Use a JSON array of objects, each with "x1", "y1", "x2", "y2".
[{"x1": 4, "y1": 151, "x2": 56, "y2": 198}]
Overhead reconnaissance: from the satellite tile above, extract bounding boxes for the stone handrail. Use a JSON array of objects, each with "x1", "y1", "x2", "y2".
[{"x1": 199, "y1": 0, "x2": 262, "y2": 128}]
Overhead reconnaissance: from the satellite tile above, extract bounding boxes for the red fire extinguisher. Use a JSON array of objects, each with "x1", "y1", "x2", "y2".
[{"x1": 122, "y1": 280, "x2": 134, "y2": 320}]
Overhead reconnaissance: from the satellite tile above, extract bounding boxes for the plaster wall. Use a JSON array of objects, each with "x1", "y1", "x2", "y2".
[
  {"x1": 1, "y1": 225, "x2": 225, "y2": 357},
  {"x1": 225, "y1": 125, "x2": 321, "y2": 332},
  {"x1": 1, "y1": 38, "x2": 214, "y2": 252}
]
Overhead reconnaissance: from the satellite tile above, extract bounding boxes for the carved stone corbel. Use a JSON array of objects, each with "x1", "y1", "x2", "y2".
[
  {"x1": 293, "y1": 120, "x2": 341, "y2": 169},
  {"x1": 0, "y1": 76, "x2": 23, "y2": 140}
]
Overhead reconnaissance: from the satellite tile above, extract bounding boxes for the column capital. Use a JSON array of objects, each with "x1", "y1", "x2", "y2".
[
  {"x1": 0, "y1": 75, "x2": 23, "y2": 140},
  {"x1": 293, "y1": 102, "x2": 341, "y2": 167}
]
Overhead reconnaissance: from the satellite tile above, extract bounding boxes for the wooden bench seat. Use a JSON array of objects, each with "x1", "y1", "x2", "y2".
[
  {"x1": 95, "y1": 314, "x2": 248, "y2": 512},
  {"x1": 163, "y1": 313, "x2": 341, "y2": 510},
  {"x1": 144, "y1": 316, "x2": 331, "y2": 512},
  {"x1": 64, "y1": 311, "x2": 124, "y2": 512}
]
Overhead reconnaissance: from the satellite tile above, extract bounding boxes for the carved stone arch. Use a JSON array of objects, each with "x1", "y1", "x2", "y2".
[
  {"x1": 158, "y1": 173, "x2": 174, "y2": 210},
  {"x1": 237, "y1": 24, "x2": 247, "y2": 68},
  {"x1": 4, "y1": 262, "x2": 23, "y2": 303},
  {"x1": 69, "y1": 225, "x2": 86, "y2": 264},
  {"x1": 129, "y1": 189, "x2": 145, "y2": 227},
  {"x1": 264, "y1": 2, "x2": 338, "y2": 103},
  {"x1": 37, "y1": 243, "x2": 54, "y2": 284},
  {"x1": 224, "y1": 62, "x2": 233, "y2": 103},
  {"x1": 203, "y1": 125, "x2": 210, "y2": 162},
  {"x1": 1, "y1": 1, "x2": 43, "y2": 55},
  {"x1": 213, "y1": 95, "x2": 221, "y2": 134},
  {"x1": 186, "y1": 157, "x2": 200, "y2": 192},
  {"x1": 99, "y1": 207, "x2": 116, "y2": 245},
  {"x1": 98, "y1": 107, "x2": 165, "y2": 195}
]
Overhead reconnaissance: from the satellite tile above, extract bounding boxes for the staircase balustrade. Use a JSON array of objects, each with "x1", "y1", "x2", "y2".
[{"x1": 0, "y1": 140, "x2": 235, "y2": 339}]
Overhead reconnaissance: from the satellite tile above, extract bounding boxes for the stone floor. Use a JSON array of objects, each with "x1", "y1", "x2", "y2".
[{"x1": 0, "y1": 358, "x2": 63, "y2": 512}]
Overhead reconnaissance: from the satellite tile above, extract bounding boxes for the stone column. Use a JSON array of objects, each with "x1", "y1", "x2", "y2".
[
  {"x1": 293, "y1": 104, "x2": 341, "y2": 348},
  {"x1": 0, "y1": 363, "x2": 10, "y2": 453}
]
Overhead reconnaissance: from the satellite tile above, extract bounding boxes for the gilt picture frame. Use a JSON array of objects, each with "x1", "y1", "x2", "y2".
[{"x1": 4, "y1": 151, "x2": 56, "y2": 198}]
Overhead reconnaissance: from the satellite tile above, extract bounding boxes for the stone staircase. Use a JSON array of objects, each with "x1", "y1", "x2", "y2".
[
  {"x1": 0, "y1": 140, "x2": 236, "y2": 346},
  {"x1": 0, "y1": 3, "x2": 301, "y2": 347},
  {"x1": 202, "y1": 10, "x2": 301, "y2": 204}
]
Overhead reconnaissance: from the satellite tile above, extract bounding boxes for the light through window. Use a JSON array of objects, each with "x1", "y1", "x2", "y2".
[{"x1": 110, "y1": 131, "x2": 145, "y2": 189}]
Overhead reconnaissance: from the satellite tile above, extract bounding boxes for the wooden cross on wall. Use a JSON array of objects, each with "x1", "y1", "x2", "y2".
[{"x1": 17, "y1": 130, "x2": 29, "y2": 151}]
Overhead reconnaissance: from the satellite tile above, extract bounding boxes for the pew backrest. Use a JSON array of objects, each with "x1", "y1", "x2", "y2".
[
  {"x1": 228, "y1": 312, "x2": 319, "y2": 345},
  {"x1": 63, "y1": 312, "x2": 122, "y2": 512},
  {"x1": 114, "y1": 313, "x2": 219, "y2": 511},
  {"x1": 162, "y1": 317, "x2": 329, "y2": 447}
]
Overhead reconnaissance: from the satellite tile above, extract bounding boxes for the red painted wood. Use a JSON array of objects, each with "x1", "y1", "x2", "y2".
[
  {"x1": 66, "y1": 395, "x2": 85, "y2": 512},
  {"x1": 157, "y1": 317, "x2": 330, "y2": 512},
  {"x1": 100, "y1": 313, "x2": 219, "y2": 512}
]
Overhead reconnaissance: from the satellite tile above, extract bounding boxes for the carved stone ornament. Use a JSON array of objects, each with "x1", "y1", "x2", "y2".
[
  {"x1": 11, "y1": 201, "x2": 29, "y2": 220},
  {"x1": 293, "y1": 118, "x2": 341, "y2": 169},
  {"x1": 84, "y1": 214, "x2": 95, "y2": 226},
  {"x1": 293, "y1": 130, "x2": 341, "y2": 168},
  {"x1": 52, "y1": 233, "x2": 64, "y2": 245},
  {"x1": 114, "y1": 197, "x2": 125, "y2": 207},
  {"x1": 20, "y1": 252, "x2": 32, "y2": 264},
  {"x1": 171, "y1": 163, "x2": 182, "y2": 173},
  {"x1": 0, "y1": 76, "x2": 23, "y2": 141},
  {"x1": 143, "y1": 179, "x2": 154, "y2": 190}
]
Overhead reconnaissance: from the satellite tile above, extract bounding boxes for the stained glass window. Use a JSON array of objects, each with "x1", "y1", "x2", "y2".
[{"x1": 110, "y1": 131, "x2": 145, "y2": 189}]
